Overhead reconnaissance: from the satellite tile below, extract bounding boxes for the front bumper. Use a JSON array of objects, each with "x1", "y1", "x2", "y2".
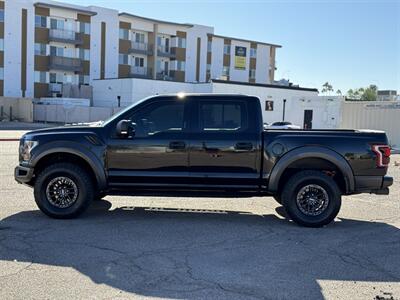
[{"x1": 14, "y1": 165, "x2": 34, "y2": 185}]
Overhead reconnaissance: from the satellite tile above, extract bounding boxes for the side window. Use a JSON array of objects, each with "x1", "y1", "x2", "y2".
[
  {"x1": 199, "y1": 101, "x2": 248, "y2": 132},
  {"x1": 130, "y1": 101, "x2": 185, "y2": 137}
]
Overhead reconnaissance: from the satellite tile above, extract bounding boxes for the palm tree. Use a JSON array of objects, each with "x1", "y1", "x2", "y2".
[{"x1": 321, "y1": 82, "x2": 334, "y2": 95}]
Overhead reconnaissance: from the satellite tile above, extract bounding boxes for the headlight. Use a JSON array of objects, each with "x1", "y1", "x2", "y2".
[{"x1": 20, "y1": 141, "x2": 38, "y2": 161}]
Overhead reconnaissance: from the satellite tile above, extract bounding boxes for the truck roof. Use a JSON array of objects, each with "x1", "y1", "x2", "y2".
[{"x1": 151, "y1": 93, "x2": 259, "y2": 99}]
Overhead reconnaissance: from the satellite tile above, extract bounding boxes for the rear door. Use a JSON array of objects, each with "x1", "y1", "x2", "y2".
[{"x1": 188, "y1": 96, "x2": 261, "y2": 188}]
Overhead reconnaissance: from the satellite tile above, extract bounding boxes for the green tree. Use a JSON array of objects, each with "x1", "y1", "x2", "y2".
[
  {"x1": 336, "y1": 89, "x2": 342, "y2": 95},
  {"x1": 321, "y1": 82, "x2": 334, "y2": 95},
  {"x1": 346, "y1": 85, "x2": 378, "y2": 101},
  {"x1": 361, "y1": 85, "x2": 378, "y2": 101}
]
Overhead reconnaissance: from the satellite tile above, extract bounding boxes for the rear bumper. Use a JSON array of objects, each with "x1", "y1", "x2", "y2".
[
  {"x1": 14, "y1": 165, "x2": 34, "y2": 185},
  {"x1": 354, "y1": 175, "x2": 393, "y2": 195}
]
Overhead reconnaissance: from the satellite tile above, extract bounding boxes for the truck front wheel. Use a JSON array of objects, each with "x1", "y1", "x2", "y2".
[
  {"x1": 34, "y1": 163, "x2": 94, "y2": 219},
  {"x1": 281, "y1": 170, "x2": 341, "y2": 227}
]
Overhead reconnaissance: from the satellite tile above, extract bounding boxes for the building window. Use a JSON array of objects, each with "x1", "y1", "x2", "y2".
[
  {"x1": 177, "y1": 37, "x2": 186, "y2": 48},
  {"x1": 79, "y1": 22, "x2": 90, "y2": 34},
  {"x1": 119, "y1": 54, "x2": 128, "y2": 65},
  {"x1": 250, "y1": 48, "x2": 257, "y2": 58},
  {"x1": 134, "y1": 32, "x2": 145, "y2": 43},
  {"x1": 50, "y1": 18, "x2": 64, "y2": 30},
  {"x1": 34, "y1": 71, "x2": 48, "y2": 83},
  {"x1": 222, "y1": 66, "x2": 230, "y2": 77},
  {"x1": 0, "y1": 39, "x2": 4, "y2": 51},
  {"x1": 0, "y1": 10, "x2": 4, "y2": 22},
  {"x1": 35, "y1": 43, "x2": 46, "y2": 56},
  {"x1": 35, "y1": 15, "x2": 47, "y2": 28},
  {"x1": 207, "y1": 41, "x2": 212, "y2": 52},
  {"x1": 0, "y1": 67, "x2": 4, "y2": 80},
  {"x1": 119, "y1": 28, "x2": 129, "y2": 40},
  {"x1": 134, "y1": 57, "x2": 144, "y2": 67},
  {"x1": 223, "y1": 44, "x2": 231, "y2": 55},
  {"x1": 49, "y1": 46, "x2": 75, "y2": 58},
  {"x1": 176, "y1": 60, "x2": 185, "y2": 71},
  {"x1": 79, "y1": 75, "x2": 90, "y2": 85},
  {"x1": 79, "y1": 48, "x2": 90, "y2": 61},
  {"x1": 249, "y1": 69, "x2": 256, "y2": 79}
]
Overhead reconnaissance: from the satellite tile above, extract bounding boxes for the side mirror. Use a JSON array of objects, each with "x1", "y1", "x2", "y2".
[{"x1": 116, "y1": 120, "x2": 135, "y2": 138}]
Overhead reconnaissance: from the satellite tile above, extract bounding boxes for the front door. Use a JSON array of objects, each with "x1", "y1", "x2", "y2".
[
  {"x1": 106, "y1": 98, "x2": 190, "y2": 187},
  {"x1": 303, "y1": 109, "x2": 313, "y2": 129},
  {"x1": 188, "y1": 97, "x2": 260, "y2": 188}
]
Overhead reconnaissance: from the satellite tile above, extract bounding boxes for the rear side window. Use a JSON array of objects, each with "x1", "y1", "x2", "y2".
[{"x1": 199, "y1": 101, "x2": 248, "y2": 132}]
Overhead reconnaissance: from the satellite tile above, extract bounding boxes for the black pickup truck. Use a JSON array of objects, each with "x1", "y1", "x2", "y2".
[{"x1": 15, "y1": 94, "x2": 393, "y2": 227}]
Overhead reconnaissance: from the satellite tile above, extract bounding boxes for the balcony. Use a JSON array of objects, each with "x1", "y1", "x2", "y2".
[
  {"x1": 130, "y1": 66, "x2": 153, "y2": 79},
  {"x1": 48, "y1": 83, "x2": 63, "y2": 96},
  {"x1": 129, "y1": 42, "x2": 153, "y2": 56},
  {"x1": 157, "y1": 45, "x2": 176, "y2": 58},
  {"x1": 49, "y1": 29, "x2": 83, "y2": 45},
  {"x1": 49, "y1": 56, "x2": 83, "y2": 72},
  {"x1": 156, "y1": 70, "x2": 173, "y2": 81}
]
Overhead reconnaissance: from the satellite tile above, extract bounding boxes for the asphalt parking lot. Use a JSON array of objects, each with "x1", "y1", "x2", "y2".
[{"x1": 0, "y1": 139, "x2": 399, "y2": 300}]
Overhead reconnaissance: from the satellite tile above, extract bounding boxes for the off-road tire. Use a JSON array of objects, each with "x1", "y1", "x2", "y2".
[
  {"x1": 34, "y1": 163, "x2": 94, "y2": 219},
  {"x1": 281, "y1": 170, "x2": 341, "y2": 227}
]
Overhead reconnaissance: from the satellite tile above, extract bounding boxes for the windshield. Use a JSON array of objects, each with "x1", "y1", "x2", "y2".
[{"x1": 102, "y1": 95, "x2": 155, "y2": 126}]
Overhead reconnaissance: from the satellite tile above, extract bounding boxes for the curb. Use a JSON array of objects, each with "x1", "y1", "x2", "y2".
[{"x1": 0, "y1": 139, "x2": 19, "y2": 142}]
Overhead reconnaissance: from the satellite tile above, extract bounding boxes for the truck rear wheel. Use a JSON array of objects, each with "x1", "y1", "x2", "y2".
[
  {"x1": 34, "y1": 163, "x2": 94, "y2": 219},
  {"x1": 281, "y1": 170, "x2": 341, "y2": 227}
]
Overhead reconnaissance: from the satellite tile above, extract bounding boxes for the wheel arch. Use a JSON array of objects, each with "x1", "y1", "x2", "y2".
[
  {"x1": 31, "y1": 143, "x2": 107, "y2": 191},
  {"x1": 268, "y1": 146, "x2": 355, "y2": 194}
]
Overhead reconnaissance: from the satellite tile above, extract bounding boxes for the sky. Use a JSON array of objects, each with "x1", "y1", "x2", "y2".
[{"x1": 67, "y1": 0, "x2": 399, "y2": 93}]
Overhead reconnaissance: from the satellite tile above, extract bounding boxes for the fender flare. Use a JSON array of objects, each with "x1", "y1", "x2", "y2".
[
  {"x1": 268, "y1": 146, "x2": 355, "y2": 193},
  {"x1": 30, "y1": 141, "x2": 107, "y2": 190}
]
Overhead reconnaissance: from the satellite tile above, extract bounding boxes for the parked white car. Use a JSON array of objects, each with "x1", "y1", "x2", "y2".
[{"x1": 264, "y1": 122, "x2": 301, "y2": 130}]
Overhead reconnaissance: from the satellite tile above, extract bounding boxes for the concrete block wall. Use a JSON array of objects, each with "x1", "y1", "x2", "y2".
[{"x1": 0, "y1": 97, "x2": 34, "y2": 122}]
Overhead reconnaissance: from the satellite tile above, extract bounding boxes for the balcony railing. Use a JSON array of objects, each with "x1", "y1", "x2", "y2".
[
  {"x1": 129, "y1": 42, "x2": 153, "y2": 55},
  {"x1": 130, "y1": 66, "x2": 153, "y2": 79},
  {"x1": 49, "y1": 29, "x2": 83, "y2": 45},
  {"x1": 157, "y1": 45, "x2": 176, "y2": 58},
  {"x1": 49, "y1": 83, "x2": 63, "y2": 95},
  {"x1": 156, "y1": 71, "x2": 173, "y2": 81},
  {"x1": 49, "y1": 56, "x2": 83, "y2": 72}
]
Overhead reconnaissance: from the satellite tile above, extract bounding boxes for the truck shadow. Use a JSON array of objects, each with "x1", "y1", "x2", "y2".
[{"x1": 0, "y1": 199, "x2": 399, "y2": 299}]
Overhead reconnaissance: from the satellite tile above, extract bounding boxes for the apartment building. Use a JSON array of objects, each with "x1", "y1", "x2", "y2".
[{"x1": 1, "y1": 0, "x2": 281, "y2": 99}]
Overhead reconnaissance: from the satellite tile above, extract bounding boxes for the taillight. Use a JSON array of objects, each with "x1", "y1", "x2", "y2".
[{"x1": 371, "y1": 145, "x2": 391, "y2": 168}]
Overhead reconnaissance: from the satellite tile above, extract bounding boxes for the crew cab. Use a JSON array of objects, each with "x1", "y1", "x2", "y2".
[{"x1": 15, "y1": 94, "x2": 393, "y2": 227}]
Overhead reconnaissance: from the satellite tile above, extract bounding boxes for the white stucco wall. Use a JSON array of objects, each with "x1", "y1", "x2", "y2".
[
  {"x1": 211, "y1": 82, "x2": 341, "y2": 129},
  {"x1": 92, "y1": 78, "x2": 211, "y2": 107},
  {"x1": 255, "y1": 45, "x2": 270, "y2": 84},
  {"x1": 89, "y1": 6, "x2": 119, "y2": 81},
  {"x1": 4, "y1": 0, "x2": 35, "y2": 97},
  {"x1": 185, "y1": 25, "x2": 213, "y2": 83},
  {"x1": 210, "y1": 37, "x2": 224, "y2": 79},
  {"x1": 91, "y1": 78, "x2": 341, "y2": 130}
]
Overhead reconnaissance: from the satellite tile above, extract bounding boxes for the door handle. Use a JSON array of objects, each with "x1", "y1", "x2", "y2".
[
  {"x1": 234, "y1": 142, "x2": 253, "y2": 151},
  {"x1": 169, "y1": 141, "x2": 186, "y2": 150}
]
